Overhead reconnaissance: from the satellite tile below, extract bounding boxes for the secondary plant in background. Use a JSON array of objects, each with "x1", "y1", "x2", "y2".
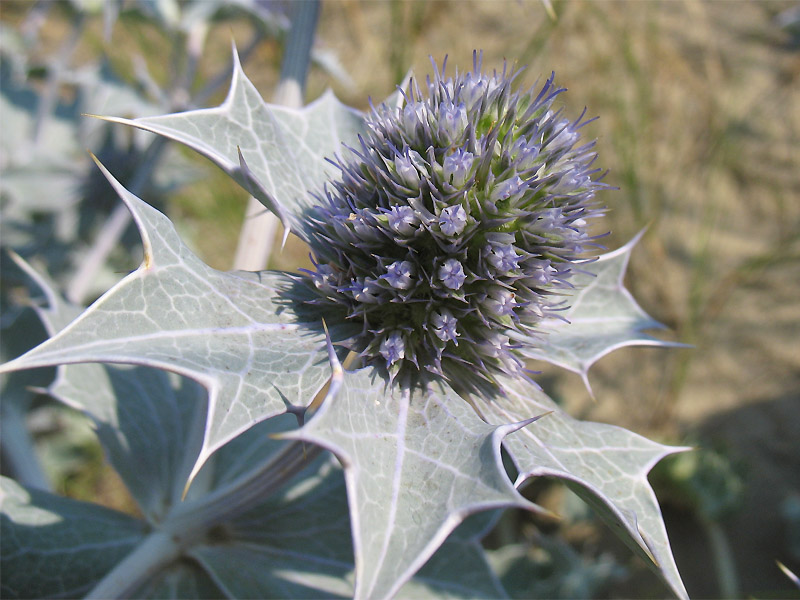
[{"x1": 0, "y1": 4, "x2": 689, "y2": 599}]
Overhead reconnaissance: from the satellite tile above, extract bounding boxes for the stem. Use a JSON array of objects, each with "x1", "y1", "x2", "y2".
[
  {"x1": 19, "y1": 0, "x2": 51, "y2": 44},
  {"x1": 171, "y1": 23, "x2": 206, "y2": 112},
  {"x1": 232, "y1": 0, "x2": 320, "y2": 271},
  {"x1": 274, "y1": 0, "x2": 320, "y2": 107},
  {"x1": 703, "y1": 518, "x2": 739, "y2": 599},
  {"x1": 232, "y1": 198, "x2": 281, "y2": 271},
  {"x1": 0, "y1": 403, "x2": 51, "y2": 491},
  {"x1": 168, "y1": 441, "x2": 323, "y2": 531},
  {"x1": 32, "y1": 13, "x2": 86, "y2": 151},
  {"x1": 87, "y1": 441, "x2": 322, "y2": 599},
  {"x1": 85, "y1": 531, "x2": 184, "y2": 599}
]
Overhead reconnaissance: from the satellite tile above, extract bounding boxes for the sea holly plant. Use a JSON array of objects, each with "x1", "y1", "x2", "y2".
[{"x1": 0, "y1": 49, "x2": 690, "y2": 599}]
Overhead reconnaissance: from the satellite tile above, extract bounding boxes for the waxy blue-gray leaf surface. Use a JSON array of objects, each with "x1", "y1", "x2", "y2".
[
  {"x1": 189, "y1": 454, "x2": 353, "y2": 599},
  {"x1": 132, "y1": 560, "x2": 227, "y2": 600},
  {"x1": 470, "y1": 377, "x2": 689, "y2": 599},
  {"x1": 396, "y1": 512, "x2": 508, "y2": 599},
  {"x1": 0, "y1": 271, "x2": 55, "y2": 491},
  {"x1": 99, "y1": 48, "x2": 364, "y2": 240},
  {"x1": 0, "y1": 163, "x2": 339, "y2": 483},
  {"x1": 0, "y1": 476, "x2": 147, "y2": 599},
  {"x1": 286, "y1": 366, "x2": 538, "y2": 600},
  {"x1": 10, "y1": 256, "x2": 207, "y2": 521},
  {"x1": 199, "y1": 427, "x2": 509, "y2": 600},
  {"x1": 51, "y1": 364, "x2": 207, "y2": 520},
  {"x1": 522, "y1": 233, "x2": 681, "y2": 392}
]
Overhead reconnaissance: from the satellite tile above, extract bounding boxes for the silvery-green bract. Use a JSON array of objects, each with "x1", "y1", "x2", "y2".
[{"x1": 305, "y1": 54, "x2": 606, "y2": 390}]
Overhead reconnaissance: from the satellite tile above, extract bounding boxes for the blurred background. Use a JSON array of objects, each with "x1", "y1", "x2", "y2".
[{"x1": 1, "y1": 1, "x2": 798, "y2": 598}]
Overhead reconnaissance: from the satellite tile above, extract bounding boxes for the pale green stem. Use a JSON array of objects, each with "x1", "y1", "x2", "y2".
[
  {"x1": 86, "y1": 441, "x2": 322, "y2": 598},
  {"x1": 85, "y1": 531, "x2": 185, "y2": 599},
  {"x1": 168, "y1": 441, "x2": 323, "y2": 530},
  {"x1": 0, "y1": 402, "x2": 50, "y2": 491},
  {"x1": 19, "y1": 0, "x2": 51, "y2": 43},
  {"x1": 274, "y1": 0, "x2": 320, "y2": 106},
  {"x1": 232, "y1": 0, "x2": 320, "y2": 271},
  {"x1": 32, "y1": 13, "x2": 86, "y2": 150},
  {"x1": 703, "y1": 518, "x2": 739, "y2": 599},
  {"x1": 232, "y1": 198, "x2": 281, "y2": 271}
]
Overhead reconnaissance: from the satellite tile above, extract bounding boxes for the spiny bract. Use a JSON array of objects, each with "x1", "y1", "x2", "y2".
[{"x1": 305, "y1": 52, "x2": 607, "y2": 391}]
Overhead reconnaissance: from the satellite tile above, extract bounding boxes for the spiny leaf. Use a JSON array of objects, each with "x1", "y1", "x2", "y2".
[
  {"x1": 469, "y1": 377, "x2": 689, "y2": 599},
  {"x1": 285, "y1": 365, "x2": 541, "y2": 600},
  {"x1": 168, "y1": 409, "x2": 508, "y2": 599},
  {"x1": 0, "y1": 162, "x2": 347, "y2": 485},
  {"x1": 97, "y1": 46, "x2": 364, "y2": 240},
  {"x1": 195, "y1": 428, "x2": 509, "y2": 600},
  {"x1": 189, "y1": 455, "x2": 353, "y2": 599},
  {"x1": 0, "y1": 260, "x2": 55, "y2": 491},
  {"x1": 0, "y1": 476, "x2": 147, "y2": 599},
  {"x1": 397, "y1": 511, "x2": 508, "y2": 599},
  {"x1": 522, "y1": 232, "x2": 684, "y2": 394},
  {"x1": 10, "y1": 254, "x2": 207, "y2": 520},
  {"x1": 51, "y1": 365, "x2": 207, "y2": 522}
]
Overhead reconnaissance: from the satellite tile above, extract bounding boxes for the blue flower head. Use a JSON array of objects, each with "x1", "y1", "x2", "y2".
[{"x1": 305, "y1": 52, "x2": 607, "y2": 392}]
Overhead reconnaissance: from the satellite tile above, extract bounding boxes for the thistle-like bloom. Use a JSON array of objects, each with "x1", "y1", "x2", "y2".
[{"x1": 305, "y1": 52, "x2": 607, "y2": 391}]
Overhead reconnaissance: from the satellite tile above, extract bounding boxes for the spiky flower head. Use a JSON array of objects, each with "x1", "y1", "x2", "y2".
[{"x1": 305, "y1": 52, "x2": 607, "y2": 392}]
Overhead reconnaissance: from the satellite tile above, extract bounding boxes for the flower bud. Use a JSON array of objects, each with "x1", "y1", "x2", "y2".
[
  {"x1": 486, "y1": 242, "x2": 520, "y2": 274},
  {"x1": 353, "y1": 278, "x2": 382, "y2": 303},
  {"x1": 438, "y1": 258, "x2": 466, "y2": 290},
  {"x1": 431, "y1": 309, "x2": 458, "y2": 343},
  {"x1": 305, "y1": 52, "x2": 607, "y2": 391},
  {"x1": 437, "y1": 102, "x2": 468, "y2": 145},
  {"x1": 438, "y1": 204, "x2": 468, "y2": 237},
  {"x1": 402, "y1": 102, "x2": 427, "y2": 132},
  {"x1": 485, "y1": 287, "x2": 518, "y2": 318},
  {"x1": 490, "y1": 175, "x2": 525, "y2": 203},
  {"x1": 380, "y1": 332, "x2": 406, "y2": 364},
  {"x1": 394, "y1": 152, "x2": 421, "y2": 189},
  {"x1": 384, "y1": 260, "x2": 415, "y2": 290},
  {"x1": 388, "y1": 205, "x2": 419, "y2": 236},
  {"x1": 443, "y1": 149, "x2": 474, "y2": 188}
]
